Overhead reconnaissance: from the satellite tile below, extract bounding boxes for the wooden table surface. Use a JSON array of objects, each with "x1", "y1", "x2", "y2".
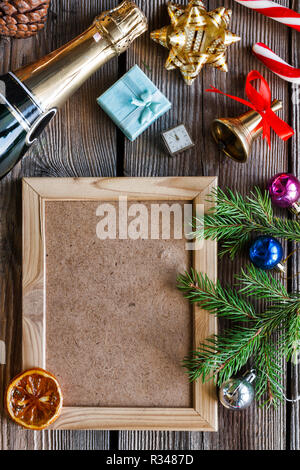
[{"x1": 0, "y1": 0, "x2": 299, "y2": 451}]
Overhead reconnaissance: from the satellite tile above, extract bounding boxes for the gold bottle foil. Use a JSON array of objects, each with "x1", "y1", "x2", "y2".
[
  {"x1": 15, "y1": 1, "x2": 147, "y2": 112},
  {"x1": 151, "y1": 0, "x2": 240, "y2": 85}
]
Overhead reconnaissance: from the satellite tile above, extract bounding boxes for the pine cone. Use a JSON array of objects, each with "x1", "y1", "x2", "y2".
[{"x1": 0, "y1": 0, "x2": 50, "y2": 38}]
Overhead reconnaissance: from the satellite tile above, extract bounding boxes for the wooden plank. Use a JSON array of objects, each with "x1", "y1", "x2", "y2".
[
  {"x1": 22, "y1": 181, "x2": 45, "y2": 370},
  {"x1": 51, "y1": 408, "x2": 213, "y2": 432},
  {"x1": 289, "y1": 0, "x2": 300, "y2": 452},
  {"x1": 0, "y1": 0, "x2": 117, "y2": 450},
  {"x1": 122, "y1": 0, "x2": 290, "y2": 450},
  {"x1": 23, "y1": 176, "x2": 217, "y2": 199}
]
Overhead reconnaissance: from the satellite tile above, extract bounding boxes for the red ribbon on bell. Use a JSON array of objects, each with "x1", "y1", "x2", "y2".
[{"x1": 207, "y1": 70, "x2": 294, "y2": 149}]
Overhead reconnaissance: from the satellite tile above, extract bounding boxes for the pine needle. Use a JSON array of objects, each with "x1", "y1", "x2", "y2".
[
  {"x1": 177, "y1": 265, "x2": 300, "y2": 407},
  {"x1": 193, "y1": 187, "x2": 300, "y2": 259}
]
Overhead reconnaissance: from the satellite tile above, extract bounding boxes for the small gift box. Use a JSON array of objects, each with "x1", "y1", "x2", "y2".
[{"x1": 97, "y1": 65, "x2": 172, "y2": 141}]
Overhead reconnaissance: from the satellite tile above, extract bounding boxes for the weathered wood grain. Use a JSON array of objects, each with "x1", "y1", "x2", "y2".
[
  {"x1": 22, "y1": 181, "x2": 45, "y2": 371},
  {"x1": 290, "y1": 0, "x2": 300, "y2": 452},
  {"x1": 0, "y1": 0, "x2": 117, "y2": 450},
  {"x1": 120, "y1": 0, "x2": 293, "y2": 451}
]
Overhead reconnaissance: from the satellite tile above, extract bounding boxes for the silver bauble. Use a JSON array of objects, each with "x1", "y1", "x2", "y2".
[{"x1": 219, "y1": 369, "x2": 256, "y2": 410}]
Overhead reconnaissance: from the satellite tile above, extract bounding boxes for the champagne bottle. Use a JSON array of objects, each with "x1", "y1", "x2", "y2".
[{"x1": 0, "y1": 1, "x2": 147, "y2": 179}]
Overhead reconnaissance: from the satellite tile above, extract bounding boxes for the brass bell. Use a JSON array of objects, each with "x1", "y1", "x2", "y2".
[{"x1": 211, "y1": 100, "x2": 283, "y2": 163}]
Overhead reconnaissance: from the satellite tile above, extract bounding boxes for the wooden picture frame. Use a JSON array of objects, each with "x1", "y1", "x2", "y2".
[{"x1": 22, "y1": 177, "x2": 218, "y2": 431}]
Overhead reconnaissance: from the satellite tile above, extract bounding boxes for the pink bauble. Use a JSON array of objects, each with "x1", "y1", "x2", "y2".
[{"x1": 268, "y1": 173, "x2": 300, "y2": 209}]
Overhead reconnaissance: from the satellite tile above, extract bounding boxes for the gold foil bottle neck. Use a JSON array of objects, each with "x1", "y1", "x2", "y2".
[
  {"x1": 14, "y1": 1, "x2": 147, "y2": 112},
  {"x1": 94, "y1": 1, "x2": 148, "y2": 55}
]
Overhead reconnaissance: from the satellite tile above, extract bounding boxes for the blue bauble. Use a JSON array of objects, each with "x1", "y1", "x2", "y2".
[{"x1": 249, "y1": 236, "x2": 283, "y2": 270}]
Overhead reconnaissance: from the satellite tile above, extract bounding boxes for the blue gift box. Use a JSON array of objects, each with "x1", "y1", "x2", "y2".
[{"x1": 97, "y1": 65, "x2": 172, "y2": 141}]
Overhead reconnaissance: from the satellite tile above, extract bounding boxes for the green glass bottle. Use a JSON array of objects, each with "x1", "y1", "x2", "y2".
[
  {"x1": 0, "y1": 1, "x2": 147, "y2": 179},
  {"x1": 0, "y1": 73, "x2": 47, "y2": 178}
]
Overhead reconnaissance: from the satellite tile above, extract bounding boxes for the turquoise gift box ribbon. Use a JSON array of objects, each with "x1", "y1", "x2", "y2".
[
  {"x1": 131, "y1": 90, "x2": 161, "y2": 125},
  {"x1": 97, "y1": 65, "x2": 172, "y2": 141}
]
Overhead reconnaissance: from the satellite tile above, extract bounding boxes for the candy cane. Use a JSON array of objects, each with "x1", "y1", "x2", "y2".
[
  {"x1": 253, "y1": 42, "x2": 300, "y2": 84},
  {"x1": 234, "y1": 1, "x2": 300, "y2": 32}
]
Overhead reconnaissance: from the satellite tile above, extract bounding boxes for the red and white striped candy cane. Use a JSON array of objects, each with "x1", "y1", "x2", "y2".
[
  {"x1": 253, "y1": 42, "x2": 300, "y2": 84},
  {"x1": 234, "y1": 1, "x2": 300, "y2": 32}
]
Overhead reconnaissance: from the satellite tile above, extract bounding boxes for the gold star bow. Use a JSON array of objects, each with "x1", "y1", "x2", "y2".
[{"x1": 150, "y1": 0, "x2": 241, "y2": 85}]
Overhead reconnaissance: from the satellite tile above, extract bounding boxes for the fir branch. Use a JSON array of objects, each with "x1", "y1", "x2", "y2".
[
  {"x1": 184, "y1": 185, "x2": 300, "y2": 406},
  {"x1": 182, "y1": 326, "x2": 263, "y2": 386},
  {"x1": 237, "y1": 264, "x2": 290, "y2": 302},
  {"x1": 254, "y1": 336, "x2": 285, "y2": 407},
  {"x1": 237, "y1": 267, "x2": 300, "y2": 336},
  {"x1": 178, "y1": 266, "x2": 300, "y2": 407},
  {"x1": 194, "y1": 187, "x2": 300, "y2": 259},
  {"x1": 285, "y1": 308, "x2": 300, "y2": 362},
  {"x1": 218, "y1": 231, "x2": 252, "y2": 258},
  {"x1": 177, "y1": 269, "x2": 257, "y2": 321},
  {"x1": 247, "y1": 187, "x2": 273, "y2": 225}
]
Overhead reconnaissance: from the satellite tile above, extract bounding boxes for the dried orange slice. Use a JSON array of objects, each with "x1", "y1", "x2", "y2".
[{"x1": 5, "y1": 368, "x2": 63, "y2": 430}]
